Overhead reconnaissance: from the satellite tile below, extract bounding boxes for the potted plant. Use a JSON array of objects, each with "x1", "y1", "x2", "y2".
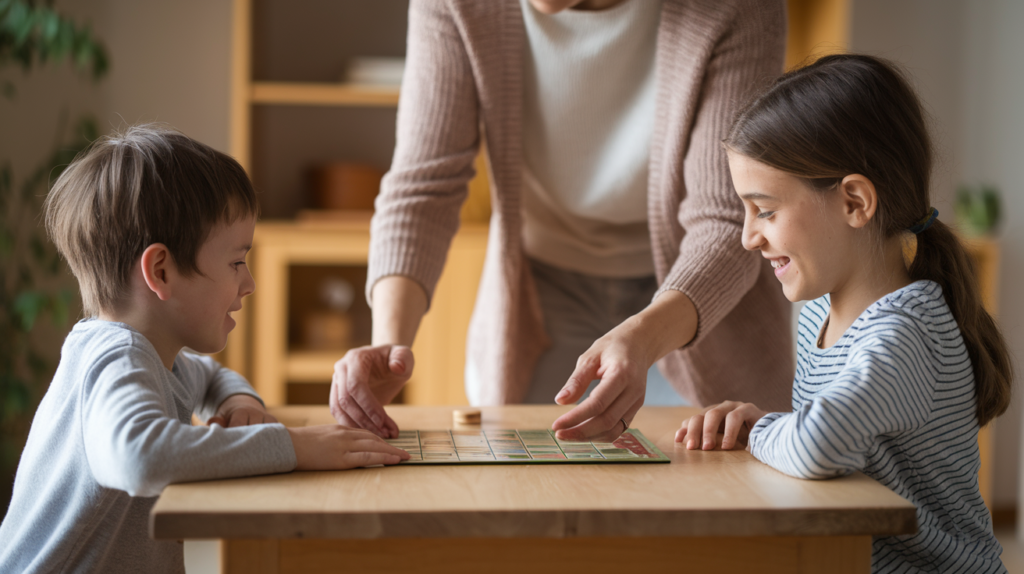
[{"x1": 1, "y1": 0, "x2": 108, "y2": 514}]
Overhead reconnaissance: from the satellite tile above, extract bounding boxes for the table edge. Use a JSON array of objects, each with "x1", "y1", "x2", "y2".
[{"x1": 151, "y1": 507, "x2": 917, "y2": 540}]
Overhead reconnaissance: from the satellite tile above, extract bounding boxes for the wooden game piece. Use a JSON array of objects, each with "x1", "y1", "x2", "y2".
[{"x1": 453, "y1": 408, "x2": 482, "y2": 425}]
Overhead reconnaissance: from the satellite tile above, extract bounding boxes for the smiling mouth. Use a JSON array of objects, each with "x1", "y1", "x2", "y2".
[{"x1": 769, "y1": 256, "x2": 791, "y2": 278}]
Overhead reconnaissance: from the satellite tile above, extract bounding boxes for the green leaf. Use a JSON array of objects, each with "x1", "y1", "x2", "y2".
[
  {"x1": 50, "y1": 288, "x2": 72, "y2": 325},
  {"x1": 13, "y1": 290, "x2": 45, "y2": 331},
  {"x1": 9, "y1": 1, "x2": 32, "y2": 47},
  {"x1": 40, "y1": 7, "x2": 57, "y2": 44}
]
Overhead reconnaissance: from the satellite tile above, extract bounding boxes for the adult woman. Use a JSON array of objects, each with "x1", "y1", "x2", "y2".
[{"x1": 330, "y1": 0, "x2": 793, "y2": 442}]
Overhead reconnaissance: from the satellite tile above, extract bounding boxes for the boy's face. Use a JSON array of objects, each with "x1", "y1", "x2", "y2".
[{"x1": 168, "y1": 215, "x2": 256, "y2": 354}]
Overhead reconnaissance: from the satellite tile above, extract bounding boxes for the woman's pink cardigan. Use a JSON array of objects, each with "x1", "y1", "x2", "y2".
[{"x1": 368, "y1": 0, "x2": 794, "y2": 410}]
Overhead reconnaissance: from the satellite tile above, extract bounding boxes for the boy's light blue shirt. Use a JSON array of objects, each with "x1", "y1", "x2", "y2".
[{"x1": 0, "y1": 319, "x2": 296, "y2": 574}]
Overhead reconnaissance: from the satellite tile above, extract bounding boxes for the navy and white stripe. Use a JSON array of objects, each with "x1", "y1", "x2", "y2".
[{"x1": 749, "y1": 280, "x2": 1005, "y2": 574}]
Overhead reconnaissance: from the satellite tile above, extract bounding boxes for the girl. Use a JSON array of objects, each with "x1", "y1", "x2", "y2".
[{"x1": 676, "y1": 54, "x2": 1012, "y2": 573}]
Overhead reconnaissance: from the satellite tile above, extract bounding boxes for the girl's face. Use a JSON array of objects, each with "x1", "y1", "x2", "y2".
[{"x1": 727, "y1": 151, "x2": 857, "y2": 303}]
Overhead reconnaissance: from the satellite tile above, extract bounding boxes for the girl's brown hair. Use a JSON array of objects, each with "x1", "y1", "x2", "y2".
[{"x1": 725, "y1": 54, "x2": 1012, "y2": 426}]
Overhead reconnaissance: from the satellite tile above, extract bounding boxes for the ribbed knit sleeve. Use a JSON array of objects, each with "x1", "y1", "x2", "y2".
[
  {"x1": 366, "y1": 0, "x2": 482, "y2": 307},
  {"x1": 653, "y1": 0, "x2": 786, "y2": 342}
]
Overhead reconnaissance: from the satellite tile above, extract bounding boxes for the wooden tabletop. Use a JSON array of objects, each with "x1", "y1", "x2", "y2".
[{"x1": 151, "y1": 405, "x2": 916, "y2": 540}]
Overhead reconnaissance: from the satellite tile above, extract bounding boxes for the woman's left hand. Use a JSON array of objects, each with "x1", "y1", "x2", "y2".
[{"x1": 551, "y1": 290, "x2": 699, "y2": 442}]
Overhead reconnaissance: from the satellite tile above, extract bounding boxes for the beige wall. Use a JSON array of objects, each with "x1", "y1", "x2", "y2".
[
  {"x1": 95, "y1": 0, "x2": 233, "y2": 152},
  {"x1": 0, "y1": 0, "x2": 233, "y2": 168},
  {"x1": 851, "y1": 0, "x2": 1024, "y2": 512}
]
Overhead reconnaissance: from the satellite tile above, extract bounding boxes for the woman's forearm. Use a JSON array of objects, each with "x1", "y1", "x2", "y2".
[
  {"x1": 370, "y1": 275, "x2": 429, "y2": 347},
  {"x1": 626, "y1": 289, "x2": 698, "y2": 366}
]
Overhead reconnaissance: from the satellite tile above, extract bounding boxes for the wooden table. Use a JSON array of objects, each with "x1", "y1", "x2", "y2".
[{"x1": 151, "y1": 406, "x2": 917, "y2": 574}]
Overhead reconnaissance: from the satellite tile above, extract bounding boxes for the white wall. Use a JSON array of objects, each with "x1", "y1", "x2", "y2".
[
  {"x1": 957, "y1": 0, "x2": 1024, "y2": 520},
  {"x1": 851, "y1": 0, "x2": 1024, "y2": 513}
]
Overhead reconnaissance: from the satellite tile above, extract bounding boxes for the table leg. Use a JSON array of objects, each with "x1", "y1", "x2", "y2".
[{"x1": 222, "y1": 536, "x2": 871, "y2": 574}]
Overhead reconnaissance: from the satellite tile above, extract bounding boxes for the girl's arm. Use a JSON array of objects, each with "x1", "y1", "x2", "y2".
[{"x1": 749, "y1": 326, "x2": 938, "y2": 479}]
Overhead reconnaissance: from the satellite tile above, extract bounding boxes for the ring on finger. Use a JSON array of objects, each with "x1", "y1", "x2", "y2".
[{"x1": 620, "y1": 418, "x2": 628, "y2": 433}]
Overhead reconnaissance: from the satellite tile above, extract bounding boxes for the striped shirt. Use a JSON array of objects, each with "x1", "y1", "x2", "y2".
[{"x1": 748, "y1": 280, "x2": 1005, "y2": 574}]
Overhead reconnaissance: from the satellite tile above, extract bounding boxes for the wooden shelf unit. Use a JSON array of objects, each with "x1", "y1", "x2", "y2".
[
  {"x1": 251, "y1": 82, "x2": 400, "y2": 107},
  {"x1": 246, "y1": 220, "x2": 485, "y2": 407},
  {"x1": 224, "y1": 0, "x2": 487, "y2": 407}
]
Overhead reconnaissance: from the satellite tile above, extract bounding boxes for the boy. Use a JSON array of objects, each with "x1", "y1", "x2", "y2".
[{"x1": 0, "y1": 125, "x2": 408, "y2": 574}]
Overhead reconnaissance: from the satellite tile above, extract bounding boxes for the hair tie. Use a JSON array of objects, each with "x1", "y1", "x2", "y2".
[
  {"x1": 900, "y1": 208, "x2": 938, "y2": 269},
  {"x1": 908, "y1": 207, "x2": 939, "y2": 235}
]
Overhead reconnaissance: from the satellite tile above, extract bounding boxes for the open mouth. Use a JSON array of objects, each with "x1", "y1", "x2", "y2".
[{"x1": 770, "y1": 257, "x2": 791, "y2": 277}]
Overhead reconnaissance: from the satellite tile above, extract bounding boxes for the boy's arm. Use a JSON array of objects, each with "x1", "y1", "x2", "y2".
[
  {"x1": 748, "y1": 328, "x2": 937, "y2": 480},
  {"x1": 184, "y1": 352, "x2": 265, "y2": 423},
  {"x1": 81, "y1": 348, "x2": 296, "y2": 497}
]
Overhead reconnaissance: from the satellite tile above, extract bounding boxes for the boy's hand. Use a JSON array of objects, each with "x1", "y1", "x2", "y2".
[
  {"x1": 209, "y1": 394, "x2": 278, "y2": 428},
  {"x1": 287, "y1": 425, "x2": 410, "y2": 470},
  {"x1": 675, "y1": 401, "x2": 768, "y2": 451}
]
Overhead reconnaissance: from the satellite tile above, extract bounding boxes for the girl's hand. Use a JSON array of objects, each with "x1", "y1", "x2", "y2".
[
  {"x1": 287, "y1": 425, "x2": 410, "y2": 470},
  {"x1": 329, "y1": 345, "x2": 414, "y2": 439},
  {"x1": 550, "y1": 324, "x2": 648, "y2": 443},
  {"x1": 675, "y1": 401, "x2": 768, "y2": 450},
  {"x1": 209, "y1": 394, "x2": 278, "y2": 427}
]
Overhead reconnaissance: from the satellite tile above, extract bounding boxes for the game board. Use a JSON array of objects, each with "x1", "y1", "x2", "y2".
[{"x1": 385, "y1": 428, "x2": 670, "y2": 464}]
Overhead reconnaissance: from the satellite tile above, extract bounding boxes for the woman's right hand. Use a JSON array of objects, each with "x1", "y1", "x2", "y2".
[
  {"x1": 287, "y1": 425, "x2": 410, "y2": 470},
  {"x1": 329, "y1": 345, "x2": 414, "y2": 439}
]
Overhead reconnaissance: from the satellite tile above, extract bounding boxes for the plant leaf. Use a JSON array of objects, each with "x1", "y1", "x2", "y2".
[{"x1": 13, "y1": 290, "x2": 45, "y2": 331}]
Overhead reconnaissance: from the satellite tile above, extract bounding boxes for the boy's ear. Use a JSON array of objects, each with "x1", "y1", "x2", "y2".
[
  {"x1": 140, "y1": 244, "x2": 174, "y2": 301},
  {"x1": 838, "y1": 174, "x2": 877, "y2": 229}
]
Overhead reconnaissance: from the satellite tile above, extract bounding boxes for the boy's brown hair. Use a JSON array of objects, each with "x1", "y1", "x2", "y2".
[{"x1": 44, "y1": 124, "x2": 259, "y2": 316}]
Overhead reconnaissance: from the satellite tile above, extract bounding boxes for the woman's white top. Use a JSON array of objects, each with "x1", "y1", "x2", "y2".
[{"x1": 519, "y1": 0, "x2": 662, "y2": 278}]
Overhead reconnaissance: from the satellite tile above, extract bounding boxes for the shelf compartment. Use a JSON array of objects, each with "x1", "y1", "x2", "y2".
[
  {"x1": 252, "y1": 82, "x2": 400, "y2": 107},
  {"x1": 286, "y1": 350, "x2": 343, "y2": 382}
]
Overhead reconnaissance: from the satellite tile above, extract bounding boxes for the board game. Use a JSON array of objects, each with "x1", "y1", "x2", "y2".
[{"x1": 385, "y1": 428, "x2": 670, "y2": 464}]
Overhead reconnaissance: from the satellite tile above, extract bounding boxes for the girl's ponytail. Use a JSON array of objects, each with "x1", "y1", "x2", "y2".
[{"x1": 911, "y1": 221, "x2": 1013, "y2": 426}]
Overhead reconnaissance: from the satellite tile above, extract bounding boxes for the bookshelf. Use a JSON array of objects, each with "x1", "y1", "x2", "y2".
[{"x1": 224, "y1": 0, "x2": 487, "y2": 407}]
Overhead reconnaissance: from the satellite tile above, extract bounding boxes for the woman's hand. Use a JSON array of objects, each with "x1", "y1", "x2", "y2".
[
  {"x1": 209, "y1": 394, "x2": 278, "y2": 427},
  {"x1": 287, "y1": 425, "x2": 410, "y2": 470},
  {"x1": 551, "y1": 290, "x2": 698, "y2": 443},
  {"x1": 550, "y1": 324, "x2": 649, "y2": 443},
  {"x1": 675, "y1": 401, "x2": 768, "y2": 450},
  {"x1": 329, "y1": 345, "x2": 414, "y2": 439}
]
